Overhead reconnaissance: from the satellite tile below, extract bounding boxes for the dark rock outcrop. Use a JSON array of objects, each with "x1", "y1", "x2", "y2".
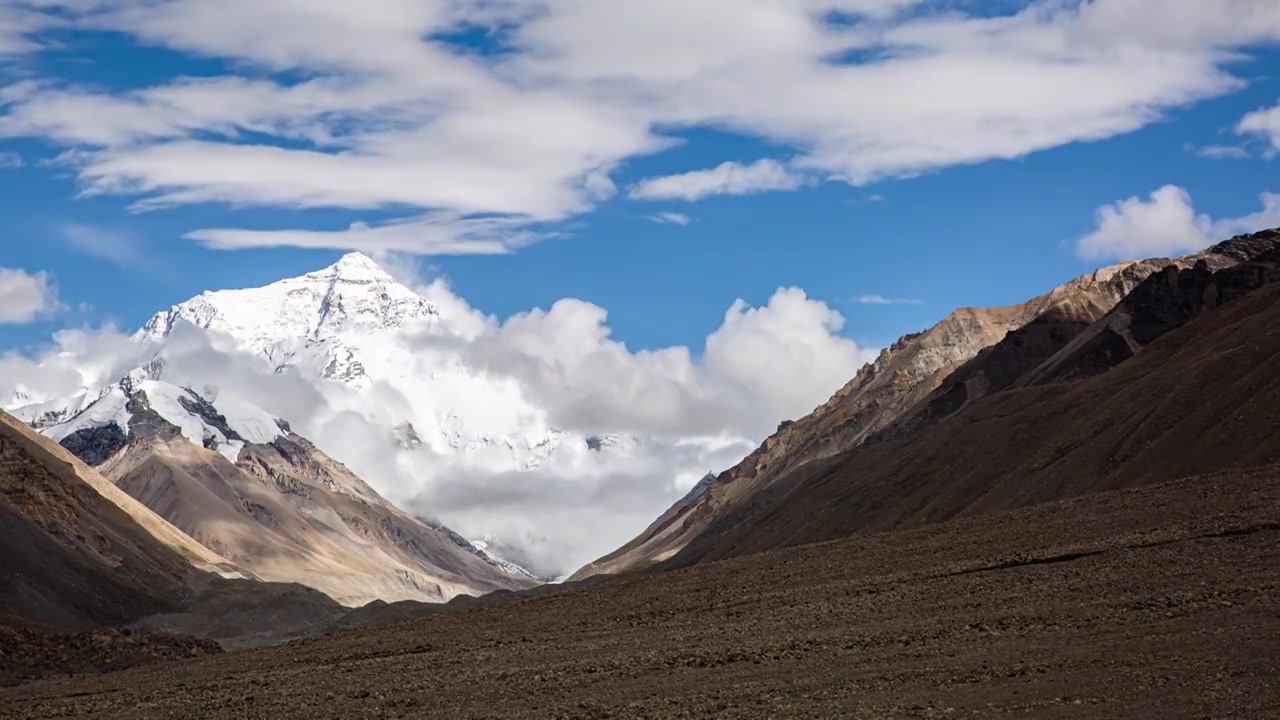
[{"x1": 58, "y1": 424, "x2": 128, "y2": 467}]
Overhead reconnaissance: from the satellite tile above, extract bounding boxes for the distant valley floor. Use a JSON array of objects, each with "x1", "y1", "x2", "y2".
[{"x1": 2, "y1": 464, "x2": 1277, "y2": 719}]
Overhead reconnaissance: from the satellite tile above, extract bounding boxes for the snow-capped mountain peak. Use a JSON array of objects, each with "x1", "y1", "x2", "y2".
[
  {"x1": 324, "y1": 251, "x2": 394, "y2": 282},
  {"x1": 138, "y1": 252, "x2": 439, "y2": 351},
  {"x1": 123, "y1": 254, "x2": 599, "y2": 470},
  {"x1": 134, "y1": 253, "x2": 445, "y2": 386}
]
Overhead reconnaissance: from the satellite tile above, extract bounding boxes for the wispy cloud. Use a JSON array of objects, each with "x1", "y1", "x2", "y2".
[
  {"x1": 60, "y1": 222, "x2": 181, "y2": 281},
  {"x1": 61, "y1": 223, "x2": 144, "y2": 266},
  {"x1": 0, "y1": 151, "x2": 22, "y2": 169},
  {"x1": 1193, "y1": 144, "x2": 1250, "y2": 160},
  {"x1": 185, "y1": 213, "x2": 548, "y2": 255},
  {"x1": 855, "y1": 294, "x2": 925, "y2": 306},
  {"x1": 648, "y1": 212, "x2": 691, "y2": 226},
  {"x1": 630, "y1": 160, "x2": 806, "y2": 202}
]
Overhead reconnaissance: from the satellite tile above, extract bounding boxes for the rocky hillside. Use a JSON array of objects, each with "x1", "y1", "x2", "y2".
[
  {"x1": 37, "y1": 377, "x2": 534, "y2": 606},
  {"x1": 0, "y1": 411, "x2": 229, "y2": 630},
  {"x1": 572, "y1": 249, "x2": 1218, "y2": 579},
  {"x1": 1024, "y1": 230, "x2": 1280, "y2": 386},
  {"x1": 888, "y1": 232, "x2": 1275, "y2": 434},
  {"x1": 667, "y1": 232, "x2": 1280, "y2": 566}
]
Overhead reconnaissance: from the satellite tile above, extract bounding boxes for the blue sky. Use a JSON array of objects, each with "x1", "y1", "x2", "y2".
[{"x1": 3, "y1": 0, "x2": 1280, "y2": 358}]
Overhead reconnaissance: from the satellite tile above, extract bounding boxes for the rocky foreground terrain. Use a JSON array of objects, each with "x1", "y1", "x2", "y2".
[{"x1": 1, "y1": 465, "x2": 1275, "y2": 718}]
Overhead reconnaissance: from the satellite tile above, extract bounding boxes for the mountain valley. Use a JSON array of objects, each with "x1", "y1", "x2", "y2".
[{"x1": 1, "y1": 230, "x2": 1278, "y2": 718}]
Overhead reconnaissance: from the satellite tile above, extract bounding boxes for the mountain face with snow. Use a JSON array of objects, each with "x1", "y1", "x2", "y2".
[
  {"x1": 5, "y1": 252, "x2": 650, "y2": 582},
  {"x1": 41, "y1": 367, "x2": 285, "y2": 466},
  {"x1": 135, "y1": 253, "x2": 592, "y2": 473},
  {"x1": 20, "y1": 374, "x2": 534, "y2": 606}
]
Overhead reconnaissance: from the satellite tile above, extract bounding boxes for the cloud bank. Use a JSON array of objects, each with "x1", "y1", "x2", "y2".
[
  {"x1": 0, "y1": 275, "x2": 877, "y2": 576},
  {"x1": 1, "y1": 1, "x2": 1279, "y2": 253}
]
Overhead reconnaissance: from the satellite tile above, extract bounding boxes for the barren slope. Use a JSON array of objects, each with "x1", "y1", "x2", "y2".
[
  {"x1": 43, "y1": 378, "x2": 534, "y2": 606},
  {"x1": 99, "y1": 430, "x2": 533, "y2": 606},
  {"x1": 898, "y1": 229, "x2": 1277, "y2": 432},
  {"x1": 2, "y1": 465, "x2": 1275, "y2": 718},
  {"x1": 0, "y1": 412, "x2": 233, "y2": 630},
  {"x1": 672, "y1": 266, "x2": 1280, "y2": 567},
  {"x1": 573, "y1": 255, "x2": 1182, "y2": 579}
]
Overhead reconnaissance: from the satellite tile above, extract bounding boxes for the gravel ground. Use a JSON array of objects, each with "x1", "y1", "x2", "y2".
[{"x1": 2, "y1": 467, "x2": 1277, "y2": 719}]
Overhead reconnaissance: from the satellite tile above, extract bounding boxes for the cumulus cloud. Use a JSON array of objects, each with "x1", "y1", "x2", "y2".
[
  {"x1": 348, "y1": 283, "x2": 876, "y2": 573},
  {"x1": 1, "y1": 1, "x2": 1279, "y2": 252},
  {"x1": 0, "y1": 268, "x2": 61, "y2": 324},
  {"x1": 1237, "y1": 99, "x2": 1280, "y2": 155},
  {"x1": 0, "y1": 274, "x2": 876, "y2": 576},
  {"x1": 454, "y1": 287, "x2": 877, "y2": 441},
  {"x1": 1075, "y1": 185, "x2": 1280, "y2": 261},
  {"x1": 630, "y1": 160, "x2": 807, "y2": 202}
]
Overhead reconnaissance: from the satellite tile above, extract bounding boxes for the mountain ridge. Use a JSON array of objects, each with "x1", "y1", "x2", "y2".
[
  {"x1": 571, "y1": 233, "x2": 1273, "y2": 580},
  {"x1": 23, "y1": 374, "x2": 534, "y2": 606},
  {"x1": 659, "y1": 230, "x2": 1280, "y2": 567}
]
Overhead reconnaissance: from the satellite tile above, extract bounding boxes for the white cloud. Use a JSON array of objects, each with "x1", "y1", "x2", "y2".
[
  {"x1": 0, "y1": 151, "x2": 21, "y2": 168},
  {"x1": 0, "y1": 2, "x2": 63, "y2": 56},
  {"x1": 1194, "y1": 144, "x2": 1250, "y2": 160},
  {"x1": 1212, "y1": 192, "x2": 1280, "y2": 239},
  {"x1": 454, "y1": 287, "x2": 876, "y2": 440},
  {"x1": 1237, "y1": 98, "x2": 1280, "y2": 154},
  {"x1": 1075, "y1": 185, "x2": 1280, "y2": 261},
  {"x1": 630, "y1": 160, "x2": 807, "y2": 202},
  {"x1": 855, "y1": 294, "x2": 924, "y2": 306},
  {"x1": 0, "y1": 267, "x2": 61, "y2": 324},
  {"x1": 61, "y1": 223, "x2": 142, "y2": 265},
  {"x1": 0, "y1": 274, "x2": 877, "y2": 575},
  {"x1": 351, "y1": 280, "x2": 879, "y2": 572},
  {"x1": 703, "y1": 289, "x2": 880, "y2": 430},
  {"x1": 1, "y1": 1, "x2": 1278, "y2": 253},
  {"x1": 648, "y1": 212, "x2": 690, "y2": 226},
  {"x1": 186, "y1": 213, "x2": 546, "y2": 255}
]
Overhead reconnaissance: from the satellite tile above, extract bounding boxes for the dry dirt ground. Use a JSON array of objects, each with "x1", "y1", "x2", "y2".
[{"x1": 2, "y1": 466, "x2": 1277, "y2": 719}]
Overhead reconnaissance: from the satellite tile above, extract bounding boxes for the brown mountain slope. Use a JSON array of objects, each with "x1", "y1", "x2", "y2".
[
  {"x1": 77, "y1": 390, "x2": 533, "y2": 606},
  {"x1": 899, "y1": 230, "x2": 1277, "y2": 432},
  {"x1": 98, "y1": 434, "x2": 532, "y2": 606},
  {"x1": 3, "y1": 465, "x2": 1275, "y2": 718},
  {"x1": 0, "y1": 411, "x2": 234, "y2": 631},
  {"x1": 1025, "y1": 229, "x2": 1280, "y2": 386},
  {"x1": 669, "y1": 268, "x2": 1280, "y2": 567},
  {"x1": 0, "y1": 406, "x2": 470, "y2": 682},
  {"x1": 572, "y1": 254, "x2": 1190, "y2": 579}
]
